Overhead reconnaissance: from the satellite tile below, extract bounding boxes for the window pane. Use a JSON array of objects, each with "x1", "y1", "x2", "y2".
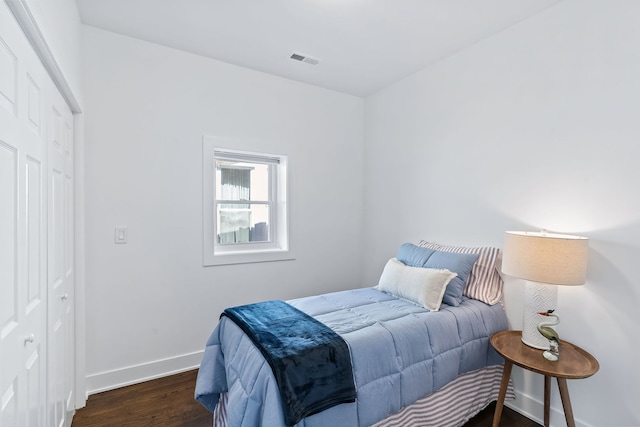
[
  {"x1": 217, "y1": 203, "x2": 270, "y2": 244},
  {"x1": 215, "y1": 161, "x2": 270, "y2": 202}
]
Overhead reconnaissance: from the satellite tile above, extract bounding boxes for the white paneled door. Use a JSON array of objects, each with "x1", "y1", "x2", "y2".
[
  {"x1": 47, "y1": 73, "x2": 75, "y2": 427},
  {"x1": 0, "y1": 3, "x2": 74, "y2": 426}
]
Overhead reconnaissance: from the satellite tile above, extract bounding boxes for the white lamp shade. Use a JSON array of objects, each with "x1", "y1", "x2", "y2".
[{"x1": 502, "y1": 231, "x2": 589, "y2": 286}]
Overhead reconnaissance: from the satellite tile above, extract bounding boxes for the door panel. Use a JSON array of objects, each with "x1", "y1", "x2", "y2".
[
  {"x1": 0, "y1": 34, "x2": 17, "y2": 115},
  {"x1": 25, "y1": 157, "x2": 43, "y2": 305},
  {"x1": 0, "y1": 140, "x2": 20, "y2": 427},
  {"x1": 25, "y1": 343, "x2": 44, "y2": 426},
  {"x1": 1, "y1": 380, "x2": 18, "y2": 427},
  {"x1": 26, "y1": 73, "x2": 40, "y2": 134},
  {"x1": 48, "y1": 79, "x2": 74, "y2": 427},
  {"x1": 0, "y1": 142, "x2": 17, "y2": 336}
]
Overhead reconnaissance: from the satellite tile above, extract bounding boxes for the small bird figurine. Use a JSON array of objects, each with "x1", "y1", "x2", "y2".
[{"x1": 537, "y1": 310, "x2": 560, "y2": 361}]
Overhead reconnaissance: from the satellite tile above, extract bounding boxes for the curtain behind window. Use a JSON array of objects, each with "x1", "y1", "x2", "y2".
[{"x1": 219, "y1": 168, "x2": 251, "y2": 243}]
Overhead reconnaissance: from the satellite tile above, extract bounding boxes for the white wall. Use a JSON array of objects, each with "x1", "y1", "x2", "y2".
[
  {"x1": 81, "y1": 26, "x2": 364, "y2": 392},
  {"x1": 364, "y1": 1, "x2": 639, "y2": 426},
  {"x1": 23, "y1": 0, "x2": 83, "y2": 106}
]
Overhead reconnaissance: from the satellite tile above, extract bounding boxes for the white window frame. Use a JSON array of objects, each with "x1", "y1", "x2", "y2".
[{"x1": 203, "y1": 136, "x2": 293, "y2": 266}]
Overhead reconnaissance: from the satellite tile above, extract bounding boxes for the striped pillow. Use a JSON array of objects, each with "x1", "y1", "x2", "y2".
[{"x1": 417, "y1": 241, "x2": 503, "y2": 305}]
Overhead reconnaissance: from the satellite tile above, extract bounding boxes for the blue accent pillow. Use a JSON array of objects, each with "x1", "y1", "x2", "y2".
[
  {"x1": 396, "y1": 243, "x2": 435, "y2": 267},
  {"x1": 424, "y1": 251, "x2": 479, "y2": 306}
]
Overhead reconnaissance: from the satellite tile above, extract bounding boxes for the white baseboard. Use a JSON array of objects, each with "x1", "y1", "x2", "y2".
[
  {"x1": 85, "y1": 350, "x2": 204, "y2": 395},
  {"x1": 506, "y1": 390, "x2": 593, "y2": 427}
]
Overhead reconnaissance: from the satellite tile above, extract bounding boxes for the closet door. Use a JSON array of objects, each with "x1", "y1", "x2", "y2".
[
  {"x1": 0, "y1": 3, "x2": 48, "y2": 426},
  {"x1": 47, "y1": 81, "x2": 74, "y2": 427}
]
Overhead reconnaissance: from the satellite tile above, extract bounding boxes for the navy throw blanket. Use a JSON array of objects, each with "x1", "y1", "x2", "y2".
[{"x1": 222, "y1": 300, "x2": 356, "y2": 425}]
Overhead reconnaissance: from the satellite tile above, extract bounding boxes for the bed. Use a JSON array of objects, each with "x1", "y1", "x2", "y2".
[{"x1": 195, "y1": 241, "x2": 515, "y2": 426}]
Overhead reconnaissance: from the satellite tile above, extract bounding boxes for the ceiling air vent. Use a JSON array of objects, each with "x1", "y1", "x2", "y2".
[{"x1": 290, "y1": 52, "x2": 320, "y2": 66}]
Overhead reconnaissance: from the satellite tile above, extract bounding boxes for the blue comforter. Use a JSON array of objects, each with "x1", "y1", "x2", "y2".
[{"x1": 195, "y1": 288, "x2": 508, "y2": 427}]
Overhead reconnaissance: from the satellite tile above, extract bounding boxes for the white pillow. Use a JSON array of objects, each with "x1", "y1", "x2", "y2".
[{"x1": 378, "y1": 258, "x2": 457, "y2": 311}]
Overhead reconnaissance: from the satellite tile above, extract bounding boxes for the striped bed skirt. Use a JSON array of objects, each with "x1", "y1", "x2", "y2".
[{"x1": 213, "y1": 364, "x2": 515, "y2": 426}]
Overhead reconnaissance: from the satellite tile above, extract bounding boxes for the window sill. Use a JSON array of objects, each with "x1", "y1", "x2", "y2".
[{"x1": 203, "y1": 249, "x2": 295, "y2": 266}]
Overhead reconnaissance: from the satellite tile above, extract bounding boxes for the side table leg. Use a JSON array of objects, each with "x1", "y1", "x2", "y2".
[
  {"x1": 557, "y1": 377, "x2": 576, "y2": 427},
  {"x1": 544, "y1": 375, "x2": 551, "y2": 427},
  {"x1": 492, "y1": 361, "x2": 513, "y2": 427}
]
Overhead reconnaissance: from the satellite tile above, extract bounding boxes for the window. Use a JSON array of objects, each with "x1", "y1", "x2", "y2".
[
  {"x1": 203, "y1": 136, "x2": 292, "y2": 265},
  {"x1": 216, "y1": 157, "x2": 270, "y2": 245}
]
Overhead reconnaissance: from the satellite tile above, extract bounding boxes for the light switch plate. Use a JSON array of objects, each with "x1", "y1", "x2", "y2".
[{"x1": 114, "y1": 226, "x2": 128, "y2": 244}]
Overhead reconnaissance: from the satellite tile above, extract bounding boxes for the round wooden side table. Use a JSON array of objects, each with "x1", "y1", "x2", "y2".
[{"x1": 490, "y1": 330, "x2": 599, "y2": 427}]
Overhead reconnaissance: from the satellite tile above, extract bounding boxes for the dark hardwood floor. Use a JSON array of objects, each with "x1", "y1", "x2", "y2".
[
  {"x1": 71, "y1": 370, "x2": 211, "y2": 427},
  {"x1": 72, "y1": 370, "x2": 541, "y2": 426},
  {"x1": 465, "y1": 402, "x2": 541, "y2": 427}
]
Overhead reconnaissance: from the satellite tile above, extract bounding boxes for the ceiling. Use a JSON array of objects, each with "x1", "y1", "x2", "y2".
[{"x1": 76, "y1": 0, "x2": 563, "y2": 97}]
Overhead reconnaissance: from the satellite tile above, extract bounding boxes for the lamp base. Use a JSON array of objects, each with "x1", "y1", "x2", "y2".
[{"x1": 522, "y1": 282, "x2": 557, "y2": 349}]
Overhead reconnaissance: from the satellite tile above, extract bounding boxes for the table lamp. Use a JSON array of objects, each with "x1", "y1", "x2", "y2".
[{"x1": 502, "y1": 230, "x2": 589, "y2": 350}]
